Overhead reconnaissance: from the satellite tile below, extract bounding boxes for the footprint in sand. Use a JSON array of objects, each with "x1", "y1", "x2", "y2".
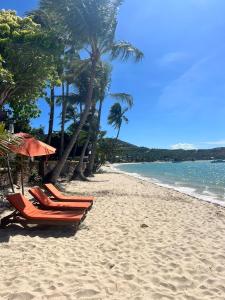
[
  {"x1": 124, "y1": 273, "x2": 135, "y2": 280},
  {"x1": 75, "y1": 288, "x2": 100, "y2": 298},
  {"x1": 7, "y1": 292, "x2": 35, "y2": 300}
]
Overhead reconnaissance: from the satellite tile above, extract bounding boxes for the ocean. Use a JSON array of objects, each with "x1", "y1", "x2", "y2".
[{"x1": 114, "y1": 161, "x2": 225, "y2": 206}]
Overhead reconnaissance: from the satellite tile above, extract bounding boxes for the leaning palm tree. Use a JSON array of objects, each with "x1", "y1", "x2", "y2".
[
  {"x1": 58, "y1": 50, "x2": 82, "y2": 157},
  {"x1": 71, "y1": 111, "x2": 97, "y2": 180},
  {"x1": 86, "y1": 61, "x2": 133, "y2": 175},
  {"x1": 38, "y1": 0, "x2": 143, "y2": 183},
  {"x1": 108, "y1": 103, "x2": 129, "y2": 162},
  {"x1": 108, "y1": 103, "x2": 129, "y2": 141},
  {"x1": 69, "y1": 63, "x2": 104, "y2": 180}
]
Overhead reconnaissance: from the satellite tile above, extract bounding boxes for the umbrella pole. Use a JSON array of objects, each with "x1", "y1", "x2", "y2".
[
  {"x1": 20, "y1": 156, "x2": 24, "y2": 195},
  {"x1": 6, "y1": 154, "x2": 15, "y2": 193}
]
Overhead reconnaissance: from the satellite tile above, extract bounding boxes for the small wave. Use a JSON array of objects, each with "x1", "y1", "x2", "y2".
[{"x1": 202, "y1": 190, "x2": 215, "y2": 196}]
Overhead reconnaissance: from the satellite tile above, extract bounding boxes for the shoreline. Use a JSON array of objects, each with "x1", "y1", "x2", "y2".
[{"x1": 109, "y1": 163, "x2": 225, "y2": 208}]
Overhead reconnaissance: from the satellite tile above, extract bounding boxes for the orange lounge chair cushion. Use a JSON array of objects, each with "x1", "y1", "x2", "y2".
[
  {"x1": 29, "y1": 187, "x2": 92, "y2": 210},
  {"x1": 6, "y1": 194, "x2": 84, "y2": 222},
  {"x1": 44, "y1": 183, "x2": 94, "y2": 202}
]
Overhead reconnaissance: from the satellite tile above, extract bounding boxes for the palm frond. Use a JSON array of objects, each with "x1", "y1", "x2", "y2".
[
  {"x1": 107, "y1": 102, "x2": 122, "y2": 129},
  {"x1": 122, "y1": 115, "x2": 129, "y2": 124},
  {"x1": 0, "y1": 123, "x2": 22, "y2": 155},
  {"x1": 109, "y1": 93, "x2": 133, "y2": 108},
  {"x1": 107, "y1": 102, "x2": 130, "y2": 131},
  {"x1": 111, "y1": 41, "x2": 144, "y2": 62},
  {"x1": 44, "y1": 96, "x2": 51, "y2": 106},
  {"x1": 65, "y1": 58, "x2": 91, "y2": 82}
]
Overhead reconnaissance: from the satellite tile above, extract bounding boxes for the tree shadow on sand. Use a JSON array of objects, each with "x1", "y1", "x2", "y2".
[
  {"x1": 0, "y1": 223, "x2": 86, "y2": 243},
  {"x1": 63, "y1": 180, "x2": 110, "y2": 188},
  {"x1": 92, "y1": 190, "x2": 152, "y2": 199}
]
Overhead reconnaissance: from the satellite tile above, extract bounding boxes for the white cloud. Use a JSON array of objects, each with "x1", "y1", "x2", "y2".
[
  {"x1": 158, "y1": 52, "x2": 190, "y2": 67},
  {"x1": 203, "y1": 140, "x2": 225, "y2": 146},
  {"x1": 171, "y1": 143, "x2": 196, "y2": 150}
]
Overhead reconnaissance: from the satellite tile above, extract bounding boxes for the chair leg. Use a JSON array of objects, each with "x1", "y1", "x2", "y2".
[
  {"x1": 0, "y1": 216, "x2": 9, "y2": 228},
  {"x1": 0, "y1": 211, "x2": 20, "y2": 228}
]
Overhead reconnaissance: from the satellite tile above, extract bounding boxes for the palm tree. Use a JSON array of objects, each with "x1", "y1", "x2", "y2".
[
  {"x1": 86, "y1": 62, "x2": 133, "y2": 176},
  {"x1": 58, "y1": 49, "x2": 80, "y2": 157},
  {"x1": 45, "y1": 87, "x2": 55, "y2": 145},
  {"x1": 108, "y1": 103, "x2": 129, "y2": 162},
  {"x1": 39, "y1": 0, "x2": 143, "y2": 183},
  {"x1": 70, "y1": 61, "x2": 133, "y2": 178},
  {"x1": 71, "y1": 111, "x2": 97, "y2": 180},
  {"x1": 59, "y1": 81, "x2": 66, "y2": 157},
  {"x1": 68, "y1": 64, "x2": 103, "y2": 180},
  {"x1": 108, "y1": 103, "x2": 129, "y2": 140},
  {"x1": 38, "y1": 85, "x2": 56, "y2": 180}
]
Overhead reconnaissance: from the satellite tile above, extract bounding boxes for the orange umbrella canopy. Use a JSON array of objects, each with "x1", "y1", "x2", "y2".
[{"x1": 10, "y1": 133, "x2": 56, "y2": 157}]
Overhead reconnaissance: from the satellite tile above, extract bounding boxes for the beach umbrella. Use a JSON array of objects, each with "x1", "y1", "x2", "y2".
[
  {"x1": 11, "y1": 133, "x2": 56, "y2": 157},
  {"x1": 10, "y1": 133, "x2": 56, "y2": 194}
]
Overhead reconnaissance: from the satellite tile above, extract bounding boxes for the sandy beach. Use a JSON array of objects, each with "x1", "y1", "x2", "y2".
[{"x1": 1, "y1": 167, "x2": 225, "y2": 300}]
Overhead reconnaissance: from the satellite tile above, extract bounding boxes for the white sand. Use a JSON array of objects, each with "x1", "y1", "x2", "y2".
[{"x1": 1, "y1": 167, "x2": 225, "y2": 299}]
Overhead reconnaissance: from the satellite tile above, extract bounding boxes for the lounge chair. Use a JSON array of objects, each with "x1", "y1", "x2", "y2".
[
  {"x1": 0, "y1": 193, "x2": 86, "y2": 228},
  {"x1": 29, "y1": 187, "x2": 93, "y2": 211},
  {"x1": 44, "y1": 183, "x2": 94, "y2": 202}
]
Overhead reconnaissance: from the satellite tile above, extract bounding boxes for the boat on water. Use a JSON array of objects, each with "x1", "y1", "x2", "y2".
[{"x1": 211, "y1": 159, "x2": 225, "y2": 163}]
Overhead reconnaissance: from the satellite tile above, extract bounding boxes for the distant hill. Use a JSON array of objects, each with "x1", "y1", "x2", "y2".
[{"x1": 104, "y1": 138, "x2": 225, "y2": 162}]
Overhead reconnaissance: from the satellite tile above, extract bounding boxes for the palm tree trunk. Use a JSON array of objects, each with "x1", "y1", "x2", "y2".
[
  {"x1": 39, "y1": 87, "x2": 55, "y2": 179},
  {"x1": 116, "y1": 126, "x2": 121, "y2": 140},
  {"x1": 79, "y1": 102, "x2": 83, "y2": 114},
  {"x1": 6, "y1": 154, "x2": 14, "y2": 193},
  {"x1": 71, "y1": 132, "x2": 91, "y2": 180},
  {"x1": 59, "y1": 82, "x2": 66, "y2": 158},
  {"x1": 47, "y1": 57, "x2": 97, "y2": 183},
  {"x1": 72, "y1": 142, "x2": 78, "y2": 159},
  {"x1": 86, "y1": 99, "x2": 103, "y2": 176},
  {"x1": 112, "y1": 125, "x2": 121, "y2": 163},
  {"x1": 46, "y1": 87, "x2": 55, "y2": 145},
  {"x1": 73, "y1": 104, "x2": 95, "y2": 180},
  {"x1": 86, "y1": 139, "x2": 97, "y2": 176}
]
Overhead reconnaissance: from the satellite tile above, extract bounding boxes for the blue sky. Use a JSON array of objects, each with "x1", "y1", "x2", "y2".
[{"x1": 2, "y1": 0, "x2": 225, "y2": 149}]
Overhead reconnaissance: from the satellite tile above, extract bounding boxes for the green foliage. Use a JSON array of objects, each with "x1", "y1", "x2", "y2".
[
  {"x1": 28, "y1": 167, "x2": 42, "y2": 185},
  {"x1": 29, "y1": 126, "x2": 45, "y2": 140},
  {"x1": 0, "y1": 10, "x2": 63, "y2": 108},
  {"x1": 0, "y1": 55, "x2": 14, "y2": 87},
  {"x1": 95, "y1": 135, "x2": 113, "y2": 166},
  {"x1": 11, "y1": 100, "x2": 41, "y2": 131},
  {"x1": 77, "y1": 130, "x2": 90, "y2": 146}
]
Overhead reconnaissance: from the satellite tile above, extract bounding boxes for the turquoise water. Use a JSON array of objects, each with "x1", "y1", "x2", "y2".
[{"x1": 115, "y1": 161, "x2": 225, "y2": 204}]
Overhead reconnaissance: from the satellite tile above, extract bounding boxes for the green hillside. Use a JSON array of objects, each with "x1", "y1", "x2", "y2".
[{"x1": 104, "y1": 139, "x2": 225, "y2": 162}]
